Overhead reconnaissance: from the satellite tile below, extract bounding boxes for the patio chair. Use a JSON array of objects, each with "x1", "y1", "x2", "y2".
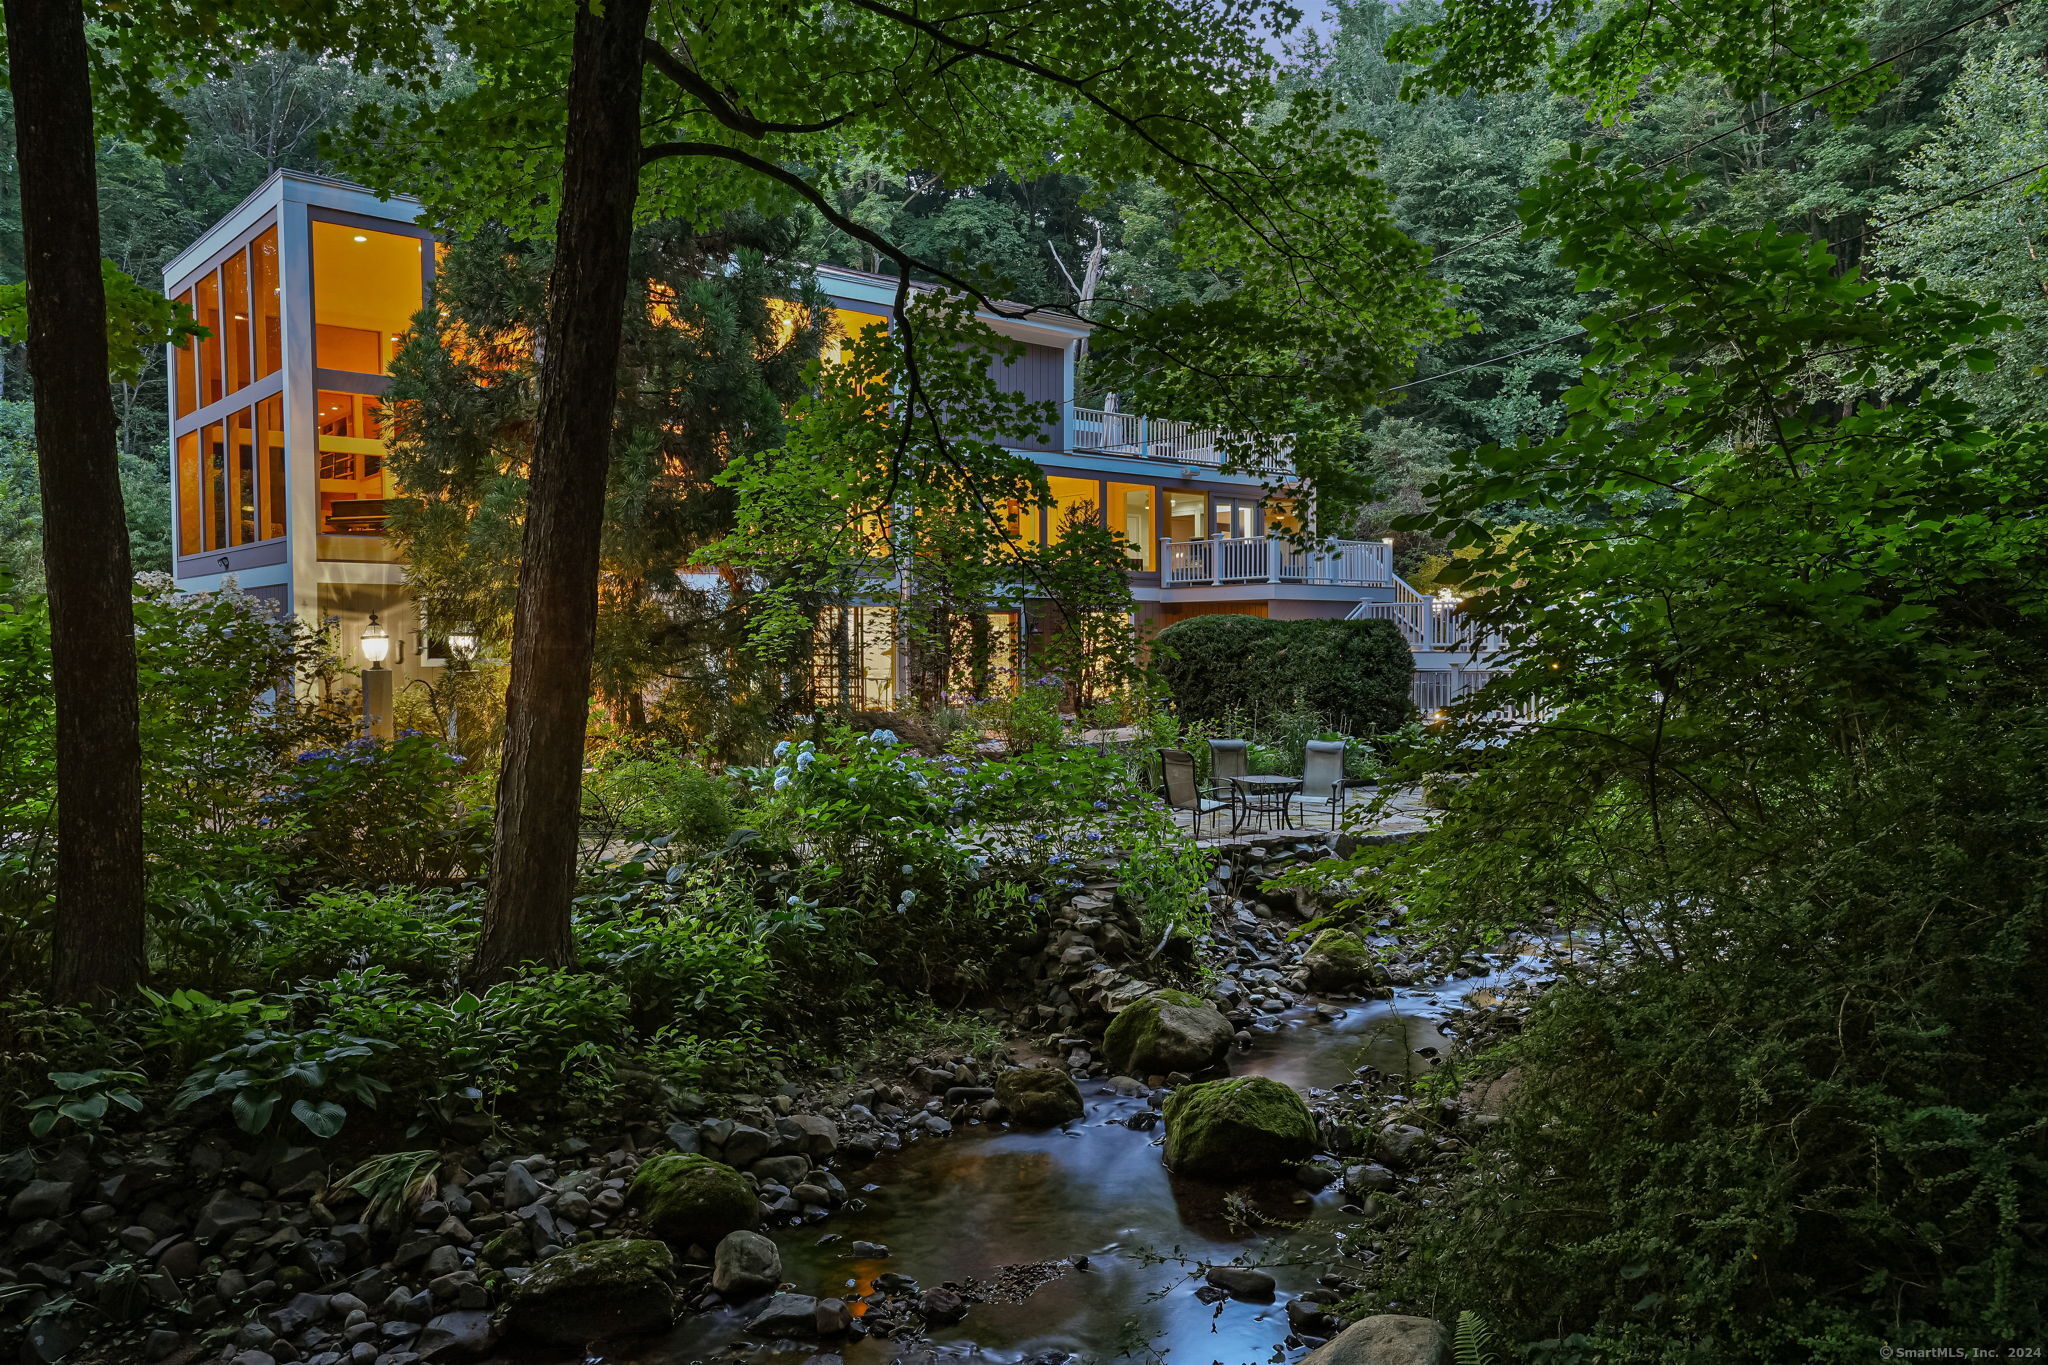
[
  {"x1": 1161, "y1": 748, "x2": 1231, "y2": 838},
  {"x1": 1297, "y1": 739, "x2": 1349, "y2": 829},
  {"x1": 1207, "y1": 738, "x2": 1250, "y2": 800}
]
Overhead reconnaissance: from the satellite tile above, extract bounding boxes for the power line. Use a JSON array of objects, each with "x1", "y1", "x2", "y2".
[
  {"x1": 1387, "y1": 160, "x2": 2048, "y2": 393},
  {"x1": 1426, "y1": 0, "x2": 2021, "y2": 266}
]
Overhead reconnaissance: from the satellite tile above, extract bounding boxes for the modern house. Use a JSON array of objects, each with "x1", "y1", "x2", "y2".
[{"x1": 163, "y1": 171, "x2": 1494, "y2": 710}]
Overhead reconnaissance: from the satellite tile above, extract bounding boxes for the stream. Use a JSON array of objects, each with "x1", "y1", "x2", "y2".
[{"x1": 618, "y1": 949, "x2": 1551, "y2": 1365}]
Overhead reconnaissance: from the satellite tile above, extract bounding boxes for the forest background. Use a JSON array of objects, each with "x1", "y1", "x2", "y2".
[{"x1": 4, "y1": 0, "x2": 2044, "y2": 593}]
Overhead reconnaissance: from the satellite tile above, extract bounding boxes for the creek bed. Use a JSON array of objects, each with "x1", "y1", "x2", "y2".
[{"x1": 632, "y1": 954, "x2": 1547, "y2": 1365}]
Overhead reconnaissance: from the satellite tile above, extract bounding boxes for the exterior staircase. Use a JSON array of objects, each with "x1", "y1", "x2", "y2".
[{"x1": 1345, "y1": 576, "x2": 1517, "y2": 716}]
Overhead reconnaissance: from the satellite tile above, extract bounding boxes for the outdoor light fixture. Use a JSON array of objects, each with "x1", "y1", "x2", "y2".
[
  {"x1": 359, "y1": 613, "x2": 391, "y2": 667},
  {"x1": 446, "y1": 629, "x2": 479, "y2": 663},
  {"x1": 1436, "y1": 588, "x2": 1459, "y2": 605},
  {"x1": 352, "y1": 233, "x2": 369, "y2": 242},
  {"x1": 1383, "y1": 537, "x2": 1395, "y2": 546}
]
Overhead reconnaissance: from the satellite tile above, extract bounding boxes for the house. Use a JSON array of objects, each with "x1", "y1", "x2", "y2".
[{"x1": 162, "y1": 171, "x2": 1492, "y2": 710}]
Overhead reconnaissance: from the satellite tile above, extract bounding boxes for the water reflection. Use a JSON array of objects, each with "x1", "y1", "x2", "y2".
[{"x1": 612, "y1": 959, "x2": 1532, "y2": 1364}]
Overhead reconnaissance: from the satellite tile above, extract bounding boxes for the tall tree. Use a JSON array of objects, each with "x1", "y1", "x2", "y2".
[
  {"x1": 1, "y1": 0, "x2": 144, "y2": 997},
  {"x1": 469, "y1": 0, "x2": 652, "y2": 977},
  {"x1": 349, "y1": 0, "x2": 1458, "y2": 972}
]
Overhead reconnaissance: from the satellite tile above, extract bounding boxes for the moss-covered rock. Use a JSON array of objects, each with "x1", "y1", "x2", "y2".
[
  {"x1": 1102, "y1": 989, "x2": 1234, "y2": 1077},
  {"x1": 501, "y1": 1238, "x2": 679, "y2": 1344},
  {"x1": 628, "y1": 1154, "x2": 759, "y2": 1248},
  {"x1": 1301, "y1": 930, "x2": 1381, "y2": 992},
  {"x1": 1163, "y1": 1076, "x2": 1317, "y2": 1177},
  {"x1": 994, "y1": 1067, "x2": 1084, "y2": 1126}
]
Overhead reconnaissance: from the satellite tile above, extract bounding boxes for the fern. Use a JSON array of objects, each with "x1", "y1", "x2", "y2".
[{"x1": 1454, "y1": 1310, "x2": 1500, "y2": 1365}]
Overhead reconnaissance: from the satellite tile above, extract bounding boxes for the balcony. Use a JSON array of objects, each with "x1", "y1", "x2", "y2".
[
  {"x1": 1161, "y1": 536, "x2": 1392, "y2": 587},
  {"x1": 1072, "y1": 407, "x2": 1293, "y2": 476}
]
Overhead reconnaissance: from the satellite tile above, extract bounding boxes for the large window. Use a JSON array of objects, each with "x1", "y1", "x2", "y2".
[
  {"x1": 174, "y1": 396, "x2": 288, "y2": 556},
  {"x1": 1046, "y1": 475, "x2": 1100, "y2": 542},
  {"x1": 312, "y1": 220, "x2": 425, "y2": 562},
  {"x1": 252, "y1": 226, "x2": 281, "y2": 379},
  {"x1": 171, "y1": 224, "x2": 280, "y2": 420},
  {"x1": 1107, "y1": 483, "x2": 1156, "y2": 570},
  {"x1": 313, "y1": 222, "x2": 423, "y2": 376},
  {"x1": 1166, "y1": 490, "x2": 1207, "y2": 541},
  {"x1": 1213, "y1": 497, "x2": 1257, "y2": 539}
]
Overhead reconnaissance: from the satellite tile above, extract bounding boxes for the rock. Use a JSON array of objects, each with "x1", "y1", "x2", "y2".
[
  {"x1": 1102, "y1": 990, "x2": 1234, "y2": 1077},
  {"x1": 751, "y1": 1155, "x2": 809, "y2": 1188},
  {"x1": 8, "y1": 1179, "x2": 73, "y2": 1221},
  {"x1": 919, "y1": 1286, "x2": 968, "y2": 1324},
  {"x1": 195, "y1": 1189, "x2": 266, "y2": 1241},
  {"x1": 1375, "y1": 1125, "x2": 1429, "y2": 1168},
  {"x1": 815, "y1": 1297, "x2": 852, "y2": 1334},
  {"x1": 712, "y1": 1230, "x2": 782, "y2": 1298},
  {"x1": 501, "y1": 1239, "x2": 680, "y2": 1346},
  {"x1": 664, "y1": 1122, "x2": 701, "y2": 1155},
  {"x1": 993, "y1": 1069, "x2": 1084, "y2": 1127},
  {"x1": 1343, "y1": 1163, "x2": 1397, "y2": 1197},
  {"x1": 415, "y1": 1309, "x2": 495, "y2": 1359},
  {"x1": 850, "y1": 1240, "x2": 889, "y2": 1258},
  {"x1": 1298, "y1": 1314, "x2": 1451, "y2": 1365},
  {"x1": 500, "y1": 1163, "x2": 543, "y2": 1209},
  {"x1": 746, "y1": 1291, "x2": 821, "y2": 1338},
  {"x1": 1162, "y1": 1077, "x2": 1318, "y2": 1177},
  {"x1": 786, "y1": 1115, "x2": 839, "y2": 1158},
  {"x1": 1301, "y1": 932, "x2": 1380, "y2": 992},
  {"x1": 1203, "y1": 1265, "x2": 1276, "y2": 1300},
  {"x1": 627, "y1": 1154, "x2": 759, "y2": 1248},
  {"x1": 722, "y1": 1125, "x2": 774, "y2": 1168},
  {"x1": 145, "y1": 1328, "x2": 183, "y2": 1360}
]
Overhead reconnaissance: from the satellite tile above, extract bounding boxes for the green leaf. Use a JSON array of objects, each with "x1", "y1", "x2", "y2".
[
  {"x1": 231, "y1": 1090, "x2": 279, "y2": 1134},
  {"x1": 291, "y1": 1099, "x2": 347, "y2": 1139}
]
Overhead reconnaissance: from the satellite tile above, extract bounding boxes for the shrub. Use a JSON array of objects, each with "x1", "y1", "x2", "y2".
[
  {"x1": 279, "y1": 732, "x2": 490, "y2": 883},
  {"x1": 1155, "y1": 615, "x2": 1411, "y2": 737},
  {"x1": 583, "y1": 749, "x2": 737, "y2": 847},
  {"x1": 257, "y1": 887, "x2": 479, "y2": 983}
]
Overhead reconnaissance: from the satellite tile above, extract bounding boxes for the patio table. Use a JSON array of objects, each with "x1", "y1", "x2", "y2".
[{"x1": 1229, "y1": 774, "x2": 1301, "y2": 834}]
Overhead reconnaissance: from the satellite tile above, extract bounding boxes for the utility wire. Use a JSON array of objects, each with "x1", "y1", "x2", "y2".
[
  {"x1": 1426, "y1": 0, "x2": 2022, "y2": 266},
  {"x1": 1387, "y1": 160, "x2": 2048, "y2": 393}
]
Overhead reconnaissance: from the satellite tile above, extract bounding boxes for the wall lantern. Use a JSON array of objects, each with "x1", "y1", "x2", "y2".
[{"x1": 446, "y1": 629, "x2": 479, "y2": 663}]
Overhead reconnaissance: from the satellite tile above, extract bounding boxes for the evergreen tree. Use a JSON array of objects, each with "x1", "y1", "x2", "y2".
[{"x1": 385, "y1": 218, "x2": 826, "y2": 751}]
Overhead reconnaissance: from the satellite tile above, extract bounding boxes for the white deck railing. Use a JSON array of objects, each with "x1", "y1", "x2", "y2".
[
  {"x1": 1349, "y1": 577, "x2": 1504, "y2": 655},
  {"x1": 1072, "y1": 407, "x2": 1293, "y2": 476},
  {"x1": 1161, "y1": 537, "x2": 1393, "y2": 587},
  {"x1": 1411, "y1": 668, "x2": 1547, "y2": 723}
]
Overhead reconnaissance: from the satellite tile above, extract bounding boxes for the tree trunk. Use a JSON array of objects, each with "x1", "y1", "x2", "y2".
[
  {"x1": 4, "y1": 0, "x2": 149, "y2": 1000},
  {"x1": 473, "y1": 0, "x2": 650, "y2": 977}
]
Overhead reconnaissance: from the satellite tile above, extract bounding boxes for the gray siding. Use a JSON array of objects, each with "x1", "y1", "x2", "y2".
[{"x1": 990, "y1": 343, "x2": 1064, "y2": 450}]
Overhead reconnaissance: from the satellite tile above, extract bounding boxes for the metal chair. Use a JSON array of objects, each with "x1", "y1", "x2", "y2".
[
  {"x1": 1161, "y1": 748, "x2": 1230, "y2": 838},
  {"x1": 1207, "y1": 738, "x2": 1249, "y2": 798},
  {"x1": 1297, "y1": 739, "x2": 1349, "y2": 829}
]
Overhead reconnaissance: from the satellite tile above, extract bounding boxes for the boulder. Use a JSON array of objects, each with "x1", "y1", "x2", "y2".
[
  {"x1": 993, "y1": 1069, "x2": 1084, "y2": 1127},
  {"x1": 1162, "y1": 1077, "x2": 1317, "y2": 1177},
  {"x1": 627, "y1": 1154, "x2": 759, "y2": 1247},
  {"x1": 746, "y1": 1291, "x2": 820, "y2": 1338},
  {"x1": 1299, "y1": 1314, "x2": 1450, "y2": 1365},
  {"x1": 1204, "y1": 1265, "x2": 1276, "y2": 1300},
  {"x1": 1102, "y1": 990, "x2": 1234, "y2": 1077},
  {"x1": 415, "y1": 1309, "x2": 495, "y2": 1358},
  {"x1": 711, "y1": 1230, "x2": 782, "y2": 1298},
  {"x1": 1375, "y1": 1124, "x2": 1428, "y2": 1168},
  {"x1": 500, "y1": 1239, "x2": 679, "y2": 1345},
  {"x1": 1301, "y1": 931, "x2": 1381, "y2": 993}
]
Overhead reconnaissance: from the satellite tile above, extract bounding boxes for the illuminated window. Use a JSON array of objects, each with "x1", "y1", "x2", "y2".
[
  {"x1": 252, "y1": 226, "x2": 281, "y2": 379},
  {"x1": 223, "y1": 248, "x2": 252, "y2": 394},
  {"x1": 829, "y1": 309, "x2": 888, "y2": 367},
  {"x1": 202, "y1": 420, "x2": 227, "y2": 549},
  {"x1": 1107, "y1": 483, "x2": 1156, "y2": 570},
  {"x1": 998, "y1": 499, "x2": 1042, "y2": 548},
  {"x1": 1265, "y1": 499, "x2": 1303, "y2": 536},
  {"x1": 1166, "y1": 490, "x2": 1207, "y2": 541},
  {"x1": 258, "y1": 396, "x2": 286, "y2": 541},
  {"x1": 173, "y1": 289, "x2": 197, "y2": 419},
  {"x1": 229, "y1": 407, "x2": 256, "y2": 546},
  {"x1": 1046, "y1": 476, "x2": 1100, "y2": 542},
  {"x1": 195, "y1": 272, "x2": 223, "y2": 407},
  {"x1": 176, "y1": 431, "x2": 202, "y2": 555},
  {"x1": 1214, "y1": 497, "x2": 1256, "y2": 539},
  {"x1": 313, "y1": 221, "x2": 422, "y2": 376},
  {"x1": 316, "y1": 391, "x2": 393, "y2": 548}
]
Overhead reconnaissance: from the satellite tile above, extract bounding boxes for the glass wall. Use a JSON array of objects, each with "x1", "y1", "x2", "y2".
[
  {"x1": 311, "y1": 220, "x2": 426, "y2": 561},
  {"x1": 313, "y1": 222, "x2": 422, "y2": 375},
  {"x1": 1107, "y1": 483, "x2": 1156, "y2": 569},
  {"x1": 170, "y1": 222, "x2": 288, "y2": 556}
]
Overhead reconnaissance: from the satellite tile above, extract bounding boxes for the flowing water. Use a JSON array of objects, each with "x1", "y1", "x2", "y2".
[{"x1": 612, "y1": 953, "x2": 1549, "y2": 1365}]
